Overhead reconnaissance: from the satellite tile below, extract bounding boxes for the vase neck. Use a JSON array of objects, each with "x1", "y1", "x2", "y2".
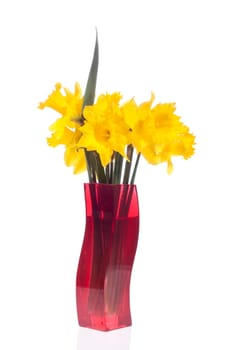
[{"x1": 84, "y1": 183, "x2": 139, "y2": 219}]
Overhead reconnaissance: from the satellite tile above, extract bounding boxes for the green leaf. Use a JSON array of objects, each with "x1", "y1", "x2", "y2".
[{"x1": 82, "y1": 29, "x2": 99, "y2": 112}]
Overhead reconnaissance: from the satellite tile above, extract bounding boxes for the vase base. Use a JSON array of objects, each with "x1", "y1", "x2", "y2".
[
  {"x1": 78, "y1": 314, "x2": 132, "y2": 332},
  {"x1": 78, "y1": 324, "x2": 132, "y2": 332}
]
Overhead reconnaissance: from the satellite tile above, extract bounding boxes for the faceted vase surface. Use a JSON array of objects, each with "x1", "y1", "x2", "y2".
[{"x1": 76, "y1": 183, "x2": 139, "y2": 331}]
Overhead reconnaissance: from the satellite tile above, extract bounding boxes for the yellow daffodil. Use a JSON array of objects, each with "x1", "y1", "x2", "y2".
[
  {"x1": 38, "y1": 82, "x2": 83, "y2": 118},
  {"x1": 122, "y1": 96, "x2": 195, "y2": 174},
  {"x1": 79, "y1": 93, "x2": 129, "y2": 167},
  {"x1": 38, "y1": 82, "x2": 86, "y2": 174},
  {"x1": 60, "y1": 128, "x2": 85, "y2": 174}
]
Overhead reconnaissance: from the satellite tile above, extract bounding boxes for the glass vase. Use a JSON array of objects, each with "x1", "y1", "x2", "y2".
[{"x1": 76, "y1": 183, "x2": 139, "y2": 331}]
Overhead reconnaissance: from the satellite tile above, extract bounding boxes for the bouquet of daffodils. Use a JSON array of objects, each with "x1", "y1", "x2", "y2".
[{"x1": 39, "y1": 33, "x2": 195, "y2": 184}]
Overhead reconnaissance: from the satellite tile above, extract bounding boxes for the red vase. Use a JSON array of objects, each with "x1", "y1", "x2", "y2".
[{"x1": 76, "y1": 183, "x2": 139, "y2": 331}]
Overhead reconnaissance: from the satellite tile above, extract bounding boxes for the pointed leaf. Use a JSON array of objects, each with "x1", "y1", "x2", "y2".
[{"x1": 82, "y1": 29, "x2": 99, "y2": 112}]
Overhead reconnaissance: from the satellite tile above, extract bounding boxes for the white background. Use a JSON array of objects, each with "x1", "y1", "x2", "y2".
[{"x1": 0, "y1": 0, "x2": 233, "y2": 349}]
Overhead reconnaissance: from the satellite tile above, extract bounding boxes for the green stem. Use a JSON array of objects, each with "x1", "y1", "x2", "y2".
[
  {"x1": 113, "y1": 152, "x2": 123, "y2": 184},
  {"x1": 84, "y1": 149, "x2": 95, "y2": 183},
  {"x1": 123, "y1": 145, "x2": 134, "y2": 184},
  {"x1": 94, "y1": 152, "x2": 107, "y2": 183},
  {"x1": 109, "y1": 153, "x2": 115, "y2": 184},
  {"x1": 130, "y1": 152, "x2": 141, "y2": 184},
  {"x1": 105, "y1": 164, "x2": 110, "y2": 184}
]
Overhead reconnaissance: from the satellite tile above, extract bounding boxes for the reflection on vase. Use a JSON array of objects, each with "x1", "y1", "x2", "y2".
[
  {"x1": 77, "y1": 326, "x2": 132, "y2": 350},
  {"x1": 76, "y1": 183, "x2": 139, "y2": 331}
]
